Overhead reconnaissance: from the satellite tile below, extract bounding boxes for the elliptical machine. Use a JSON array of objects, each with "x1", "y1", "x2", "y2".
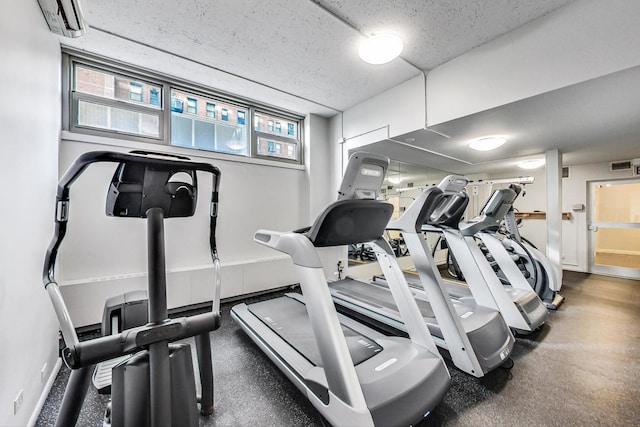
[
  {"x1": 43, "y1": 150, "x2": 222, "y2": 427},
  {"x1": 497, "y1": 184, "x2": 565, "y2": 309}
]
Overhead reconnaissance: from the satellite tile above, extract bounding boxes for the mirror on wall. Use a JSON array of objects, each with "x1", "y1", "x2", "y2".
[
  {"x1": 344, "y1": 153, "x2": 452, "y2": 272},
  {"x1": 382, "y1": 159, "x2": 449, "y2": 194}
]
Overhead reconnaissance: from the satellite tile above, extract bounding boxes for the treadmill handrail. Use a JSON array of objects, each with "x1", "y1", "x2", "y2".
[{"x1": 254, "y1": 229, "x2": 323, "y2": 268}]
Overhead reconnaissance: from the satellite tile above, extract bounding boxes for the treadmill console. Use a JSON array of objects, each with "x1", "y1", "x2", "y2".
[
  {"x1": 459, "y1": 187, "x2": 517, "y2": 236},
  {"x1": 337, "y1": 152, "x2": 389, "y2": 200},
  {"x1": 437, "y1": 175, "x2": 469, "y2": 194}
]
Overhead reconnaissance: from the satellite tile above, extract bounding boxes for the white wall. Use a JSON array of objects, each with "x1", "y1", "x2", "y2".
[
  {"x1": 491, "y1": 161, "x2": 637, "y2": 273},
  {"x1": 329, "y1": 113, "x2": 345, "y2": 192},
  {"x1": 341, "y1": 74, "x2": 426, "y2": 147},
  {"x1": 306, "y1": 114, "x2": 334, "y2": 219},
  {"x1": 304, "y1": 114, "x2": 347, "y2": 280},
  {"x1": 426, "y1": 0, "x2": 640, "y2": 125},
  {"x1": 0, "y1": 1, "x2": 62, "y2": 425}
]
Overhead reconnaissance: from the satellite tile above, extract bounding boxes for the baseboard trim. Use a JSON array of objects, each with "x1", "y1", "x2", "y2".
[{"x1": 28, "y1": 358, "x2": 62, "y2": 427}]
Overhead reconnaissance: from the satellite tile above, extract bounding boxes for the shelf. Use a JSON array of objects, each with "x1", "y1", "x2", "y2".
[{"x1": 514, "y1": 211, "x2": 572, "y2": 220}]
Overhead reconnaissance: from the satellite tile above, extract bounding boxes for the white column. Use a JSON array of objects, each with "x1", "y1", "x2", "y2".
[{"x1": 545, "y1": 149, "x2": 563, "y2": 286}]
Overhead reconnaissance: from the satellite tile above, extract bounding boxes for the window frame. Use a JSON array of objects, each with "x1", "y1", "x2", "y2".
[
  {"x1": 206, "y1": 102, "x2": 216, "y2": 119},
  {"x1": 62, "y1": 50, "x2": 305, "y2": 164},
  {"x1": 252, "y1": 108, "x2": 303, "y2": 164},
  {"x1": 65, "y1": 55, "x2": 169, "y2": 144},
  {"x1": 170, "y1": 87, "x2": 250, "y2": 155},
  {"x1": 129, "y1": 82, "x2": 143, "y2": 103},
  {"x1": 186, "y1": 97, "x2": 198, "y2": 115}
]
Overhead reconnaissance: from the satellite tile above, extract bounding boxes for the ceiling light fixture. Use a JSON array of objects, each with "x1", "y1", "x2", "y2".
[
  {"x1": 517, "y1": 159, "x2": 546, "y2": 169},
  {"x1": 468, "y1": 136, "x2": 508, "y2": 151},
  {"x1": 388, "y1": 176, "x2": 403, "y2": 184},
  {"x1": 359, "y1": 33, "x2": 404, "y2": 65}
]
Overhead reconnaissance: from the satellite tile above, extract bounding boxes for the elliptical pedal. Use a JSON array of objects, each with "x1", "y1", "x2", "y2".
[
  {"x1": 92, "y1": 355, "x2": 133, "y2": 394},
  {"x1": 544, "y1": 293, "x2": 565, "y2": 310}
]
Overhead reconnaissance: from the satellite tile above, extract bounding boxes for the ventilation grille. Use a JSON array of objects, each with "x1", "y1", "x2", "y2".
[
  {"x1": 610, "y1": 160, "x2": 632, "y2": 171},
  {"x1": 562, "y1": 166, "x2": 570, "y2": 178}
]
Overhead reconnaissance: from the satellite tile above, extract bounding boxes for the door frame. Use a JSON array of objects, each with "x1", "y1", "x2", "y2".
[{"x1": 588, "y1": 177, "x2": 640, "y2": 279}]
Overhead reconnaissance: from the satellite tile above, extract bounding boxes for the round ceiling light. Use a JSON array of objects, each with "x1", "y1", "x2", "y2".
[
  {"x1": 359, "y1": 33, "x2": 404, "y2": 65},
  {"x1": 517, "y1": 159, "x2": 546, "y2": 169},
  {"x1": 468, "y1": 136, "x2": 508, "y2": 151}
]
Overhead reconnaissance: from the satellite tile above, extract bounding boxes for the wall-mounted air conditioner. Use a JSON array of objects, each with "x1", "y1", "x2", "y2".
[{"x1": 37, "y1": 0, "x2": 87, "y2": 38}]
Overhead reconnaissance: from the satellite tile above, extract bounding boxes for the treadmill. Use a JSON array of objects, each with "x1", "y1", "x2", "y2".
[
  {"x1": 231, "y1": 152, "x2": 450, "y2": 427},
  {"x1": 419, "y1": 176, "x2": 548, "y2": 334},
  {"x1": 330, "y1": 183, "x2": 515, "y2": 378}
]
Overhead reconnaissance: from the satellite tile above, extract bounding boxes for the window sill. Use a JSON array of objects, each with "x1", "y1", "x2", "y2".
[{"x1": 60, "y1": 130, "x2": 306, "y2": 171}]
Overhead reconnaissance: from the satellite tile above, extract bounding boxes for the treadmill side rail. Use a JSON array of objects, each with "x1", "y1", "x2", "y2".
[
  {"x1": 296, "y1": 264, "x2": 370, "y2": 413},
  {"x1": 441, "y1": 229, "x2": 535, "y2": 332},
  {"x1": 369, "y1": 237, "x2": 441, "y2": 357},
  {"x1": 254, "y1": 230, "x2": 370, "y2": 414},
  {"x1": 400, "y1": 232, "x2": 488, "y2": 376}
]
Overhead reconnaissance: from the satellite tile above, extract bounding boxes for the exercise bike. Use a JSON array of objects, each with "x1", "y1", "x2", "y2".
[{"x1": 43, "y1": 150, "x2": 222, "y2": 427}]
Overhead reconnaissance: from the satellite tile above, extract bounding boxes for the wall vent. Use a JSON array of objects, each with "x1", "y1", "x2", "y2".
[
  {"x1": 562, "y1": 166, "x2": 570, "y2": 178},
  {"x1": 610, "y1": 160, "x2": 632, "y2": 171}
]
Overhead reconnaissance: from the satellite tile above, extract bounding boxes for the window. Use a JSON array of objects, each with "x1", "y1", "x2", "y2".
[
  {"x1": 186, "y1": 98, "x2": 197, "y2": 114},
  {"x1": 71, "y1": 62, "x2": 163, "y2": 140},
  {"x1": 129, "y1": 82, "x2": 143, "y2": 102},
  {"x1": 206, "y1": 102, "x2": 216, "y2": 119},
  {"x1": 170, "y1": 89, "x2": 248, "y2": 155},
  {"x1": 253, "y1": 111, "x2": 300, "y2": 162},
  {"x1": 64, "y1": 52, "x2": 303, "y2": 164}
]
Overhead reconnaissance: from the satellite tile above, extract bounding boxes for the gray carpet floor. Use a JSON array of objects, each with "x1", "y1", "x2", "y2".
[{"x1": 36, "y1": 271, "x2": 640, "y2": 426}]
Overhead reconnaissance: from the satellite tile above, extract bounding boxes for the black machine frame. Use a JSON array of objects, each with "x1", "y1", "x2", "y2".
[{"x1": 43, "y1": 150, "x2": 222, "y2": 427}]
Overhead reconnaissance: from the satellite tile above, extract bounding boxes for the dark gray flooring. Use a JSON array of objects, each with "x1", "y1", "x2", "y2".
[{"x1": 36, "y1": 271, "x2": 640, "y2": 426}]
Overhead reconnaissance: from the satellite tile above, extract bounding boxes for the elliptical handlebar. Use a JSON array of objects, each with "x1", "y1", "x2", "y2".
[
  {"x1": 43, "y1": 150, "x2": 222, "y2": 353},
  {"x1": 62, "y1": 311, "x2": 220, "y2": 369}
]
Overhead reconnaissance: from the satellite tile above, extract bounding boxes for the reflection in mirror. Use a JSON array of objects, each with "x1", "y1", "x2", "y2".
[{"x1": 345, "y1": 148, "x2": 452, "y2": 269}]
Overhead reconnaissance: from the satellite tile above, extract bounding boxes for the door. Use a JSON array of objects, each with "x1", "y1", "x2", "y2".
[{"x1": 588, "y1": 179, "x2": 640, "y2": 279}]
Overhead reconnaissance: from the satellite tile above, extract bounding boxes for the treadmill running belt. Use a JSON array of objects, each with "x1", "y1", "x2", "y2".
[
  {"x1": 247, "y1": 296, "x2": 382, "y2": 367},
  {"x1": 331, "y1": 279, "x2": 436, "y2": 319}
]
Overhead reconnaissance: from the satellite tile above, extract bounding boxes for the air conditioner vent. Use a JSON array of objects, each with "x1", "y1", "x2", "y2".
[
  {"x1": 610, "y1": 160, "x2": 632, "y2": 171},
  {"x1": 38, "y1": 0, "x2": 87, "y2": 38},
  {"x1": 562, "y1": 166, "x2": 570, "y2": 178}
]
